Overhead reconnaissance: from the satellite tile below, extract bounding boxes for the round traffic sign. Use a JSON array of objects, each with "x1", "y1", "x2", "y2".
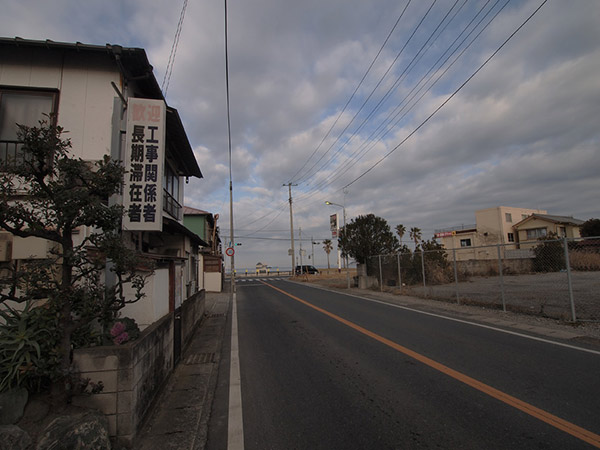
[{"x1": 225, "y1": 247, "x2": 235, "y2": 256}]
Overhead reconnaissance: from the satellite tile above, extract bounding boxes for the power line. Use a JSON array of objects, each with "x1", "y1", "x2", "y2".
[
  {"x1": 162, "y1": 0, "x2": 188, "y2": 96},
  {"x1": 288, "y1": 0, "x2": 413, "y2": 184},
  {"x1": 294, "y1": 0, "x2": 438, "y2": 186},
  {"x1": 292, "y1": 0, "x2": 511, "y2": 201},
  {"x1": 342, "y1": 0, "x2": 549, "y2": 190},
  {"x1": 303, "y1": 0, "x2": 503, "y2": 195},
  {"x1": 305, "y1": 0, "x2": 464, "y2": 182}
]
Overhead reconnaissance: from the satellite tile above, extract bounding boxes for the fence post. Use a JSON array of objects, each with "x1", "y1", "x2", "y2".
[
  {"x1": 378, "y1": 255, "x2": 383, "y2": 292},
  {"x1": 564, "y1": 237, "x2": 576, "y2": 322},
  {"x1": 497, "y1": 244, "x2": 506, "y2": 312},
  {"x1": 397, "y1": 253, "x2": 402, "y2": 290},
  {"x1": 421, "y1": 249, "x2": 426, "y2": 290},
  {"x1": 453, "y1": 248, "x2": 460, "y2": 305}
]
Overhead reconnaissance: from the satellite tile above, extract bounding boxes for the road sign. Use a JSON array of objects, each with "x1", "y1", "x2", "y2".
[{"x1": 225, "y1": 247, "x2": 235, "y2": 257}]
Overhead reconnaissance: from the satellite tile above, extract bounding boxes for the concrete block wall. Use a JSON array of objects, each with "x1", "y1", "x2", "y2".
[
  {"x1": 181, "y1": 289, "x2": 206, "y2": 349},
  {"x1": 71, "y1": 290, "x2": 205, "y2": 447},
  {"x1": 72, "y1": 312, "x2": 173, "y2": 448}
]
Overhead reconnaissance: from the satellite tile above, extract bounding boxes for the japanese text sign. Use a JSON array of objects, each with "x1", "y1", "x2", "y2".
[{"x1": 122, "y1": 98, "x2": 165, "y2": 231}]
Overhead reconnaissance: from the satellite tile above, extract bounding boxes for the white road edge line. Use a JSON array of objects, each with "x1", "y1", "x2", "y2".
[
  {"x1": 291, "y1": 282, "x2": 600, "y2": 356},
  {"x1": 228, "y1": 293, "x2": 244, "y2": 450}
]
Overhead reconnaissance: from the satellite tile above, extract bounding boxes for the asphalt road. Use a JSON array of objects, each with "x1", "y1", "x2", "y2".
[{"x1": 207, "y1": 279, "x2": 600, "y2": 449}]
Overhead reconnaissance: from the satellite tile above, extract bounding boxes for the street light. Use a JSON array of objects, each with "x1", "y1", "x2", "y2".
[{"x1": 325, "y1": 201, "x2": 350, "y2": 289}]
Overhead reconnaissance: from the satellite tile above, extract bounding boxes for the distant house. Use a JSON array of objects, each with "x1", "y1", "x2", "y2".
[
  {"x1": 513, "y1": 214, "x2": 584, "y2": 249},
  {"x1": 183, "y1": 206, "x2": 223, "y2": 292},
  {"x1": 434, "y1": 206, "x2": 547, "y2": 260},
  {"x1": 256, "y1": 262, "x2": 271, "y2": 274}
]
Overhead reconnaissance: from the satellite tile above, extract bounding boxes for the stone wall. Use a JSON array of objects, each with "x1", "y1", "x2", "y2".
[
  {"x1": 456, "y1": 257, "x2": 533, "y2": 277},
  {"x1": 72, "y1": 289, "x2": 206, "y2": 448}
]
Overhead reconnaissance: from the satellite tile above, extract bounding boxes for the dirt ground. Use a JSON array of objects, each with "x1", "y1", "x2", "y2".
[{"x1": 406, "y1": 271, "x2": 600, "y2": 321}]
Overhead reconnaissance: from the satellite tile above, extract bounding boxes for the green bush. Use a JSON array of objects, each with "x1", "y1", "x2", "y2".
[
  {"x1": 533, "y1": 234, "x2": 565, "y2": 272},
  {"x1": 0, "y1": 301, "x2": 60, "y2": 393}
]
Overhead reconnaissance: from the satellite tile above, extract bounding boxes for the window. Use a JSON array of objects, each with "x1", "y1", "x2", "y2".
[
  {"x1": 0, "y1": 88, "x2": 57, "y2": 168},
  {"x1": 460, "y1": 238, "x2": 472, "y2": 247},
  {"x1": 526, "y1": 228, "x2": 547, "y2": 240},
  {"x1": 505, "y1": 213, "x2": 512, "y2": 223},
  {"x1": 507, "y1": 233, "x2": 515, "y2": 243},
  {"x1": 163, "y1": 162, "x2": 181, "y2": 219}
]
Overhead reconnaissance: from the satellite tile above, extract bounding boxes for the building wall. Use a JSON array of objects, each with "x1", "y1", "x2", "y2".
[
  {"x1": 475, "y1": 206, "x2": 546, "y2": 246},
  {"x1": 120, "y1": 267, "x2": 170, "y2": 330},
  {"x1": 183, "y1": 215, "x2": 207, "y2": 241},
  {"x1": 0, "y1": 47, "x2": 120, "y2": 161}
]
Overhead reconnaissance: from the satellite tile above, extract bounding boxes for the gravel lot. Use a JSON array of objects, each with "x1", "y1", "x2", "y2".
[{"x1": 407, "y1": 271, "x2": 600, "y2": 321}]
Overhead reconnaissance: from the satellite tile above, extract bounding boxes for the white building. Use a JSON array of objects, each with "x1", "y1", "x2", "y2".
[{"x1": 0, "y1": 37, "x2": 206, "y2": 328}]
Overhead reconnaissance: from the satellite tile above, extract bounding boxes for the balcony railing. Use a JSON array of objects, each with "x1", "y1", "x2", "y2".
[
  {"x1": 163, "y1": 189, "x2": 182, "y2": 220},
  {"x1": 0, "y1": 140, "x2": 24, "y2": 169},
  {"x1": 434, "y1": 224, "x2": 477, "y2": 234}
]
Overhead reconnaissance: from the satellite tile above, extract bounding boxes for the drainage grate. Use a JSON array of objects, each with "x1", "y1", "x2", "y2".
[
  {"x1": 207, "y1": 313, "x2": 226, "y2": 318},
  {"x1": 185, "y1": 353, "x2": 216, "y2": 365}
]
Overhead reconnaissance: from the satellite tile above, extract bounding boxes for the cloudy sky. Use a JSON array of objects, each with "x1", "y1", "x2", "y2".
[{"x1": 2, "y1": 0, "x2": 599, "y2": 270}]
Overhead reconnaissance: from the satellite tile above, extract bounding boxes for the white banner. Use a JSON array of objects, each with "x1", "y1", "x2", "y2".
[
  {"x1": 122, "y1": 98, "x2": 166, "y2": 231},
  {"x1": 330, "y1": 213, "x2": 339, "y2": 239}
]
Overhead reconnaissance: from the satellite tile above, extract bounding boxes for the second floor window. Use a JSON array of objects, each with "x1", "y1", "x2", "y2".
[
  {"x1": 460, "y1": 238, "x2": 472, "y2": 247},
  {"x1": 163, "y1": 163, "x2": 182, "y2": 219},
  {"x1": 0, "y1": 88, "x2": 57, "y2": 168}
]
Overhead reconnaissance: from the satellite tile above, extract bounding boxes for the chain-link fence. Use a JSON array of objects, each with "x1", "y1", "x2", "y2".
[{"x1": 366, "y1": 236, "x2": 600, "y2": 321}]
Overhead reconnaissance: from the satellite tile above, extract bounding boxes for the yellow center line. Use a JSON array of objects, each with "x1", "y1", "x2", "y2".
[{"x1": 262, "y1": 281, "x2": 600, "y2": 448}]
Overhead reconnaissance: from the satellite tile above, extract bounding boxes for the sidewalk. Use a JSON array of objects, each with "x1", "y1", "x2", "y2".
[{"x1": 133, "y1": 290, "x2": 230, "y2": 450}]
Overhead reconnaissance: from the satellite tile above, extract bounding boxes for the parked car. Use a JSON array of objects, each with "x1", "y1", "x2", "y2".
[{"x1": 295, "y1": 265, "x2": 319, "y2": 275}]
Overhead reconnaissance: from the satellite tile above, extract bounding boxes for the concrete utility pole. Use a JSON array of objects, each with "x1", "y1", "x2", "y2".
[
  {"x1": 326, "y1": 199, "x2": 350, "y2": 289},
  {"x1": 299, "y1": 227, "x2": 303, "y2": 271},
  {"x1": 284, "y1": 183, "x2": 297, "y2": 274},
  {"x1": 311, "y1": 238, "x2": 320, "y2": 265}
]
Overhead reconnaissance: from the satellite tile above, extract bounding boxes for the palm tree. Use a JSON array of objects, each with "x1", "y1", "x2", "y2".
[
  {"x1": 409, "y1": 227, "x2": 422, "y2": 250},
  {"x1": 396, "y1": 224, "x2": 406, "y2": 246},
  {"x1": 323, "y1": 239, "x2": 333, "y2": 270}
]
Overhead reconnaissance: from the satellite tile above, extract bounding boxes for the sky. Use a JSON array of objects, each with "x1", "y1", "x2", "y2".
[{"x1": 2, "y1": 0, "x2": 599, "y2": 271}]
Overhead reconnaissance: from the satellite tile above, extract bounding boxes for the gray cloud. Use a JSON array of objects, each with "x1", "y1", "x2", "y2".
[{"x1": 2, "y1": 0, "x2": 599, "y2": 269}]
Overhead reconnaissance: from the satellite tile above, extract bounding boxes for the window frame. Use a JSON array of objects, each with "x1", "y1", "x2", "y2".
[
  {"x1": 0, "y1": 87, "x2": 59, "y2": 170},
  {"x1": 526, "y1": 227, "x2": 547, "y2": 240}
]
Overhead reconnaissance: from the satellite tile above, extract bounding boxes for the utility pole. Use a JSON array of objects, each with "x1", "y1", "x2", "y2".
[
  {"x1": 299, "y1": 227, "x2": 303, "y2": 272},
  {"x1": 284, "y1": 183, "x2": 297, "y2": 274},
  {"x1": 311, "y1": 238, "x2": 320, "y2": 266}
]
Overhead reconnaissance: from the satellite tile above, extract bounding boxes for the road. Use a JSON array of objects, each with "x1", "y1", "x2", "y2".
[{"x1": 207, "y1": 278, "x2": 600, "y2": 449}]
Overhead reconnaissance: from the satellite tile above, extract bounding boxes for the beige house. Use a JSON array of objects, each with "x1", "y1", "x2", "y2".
[
  {"x1": 435, "y1": 206, "x2": 547, "y2": 259},
  {"x1": 0, "y1": 38, "x2": 208, "y2": 445},
  {"x1": 0, "y1": 37, "x2": 205, "y2": 328},
  {"x1": 513, "y1": 214, "x2": 583, "y2": 249}
]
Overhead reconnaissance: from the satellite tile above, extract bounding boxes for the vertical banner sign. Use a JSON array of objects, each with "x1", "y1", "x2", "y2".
[
  {"x1": 330, "y1": 213, "x2": 339, "y2": 239},
  {"x1": 122, "y1": 98, "x2": 166, "y2": 231}
]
